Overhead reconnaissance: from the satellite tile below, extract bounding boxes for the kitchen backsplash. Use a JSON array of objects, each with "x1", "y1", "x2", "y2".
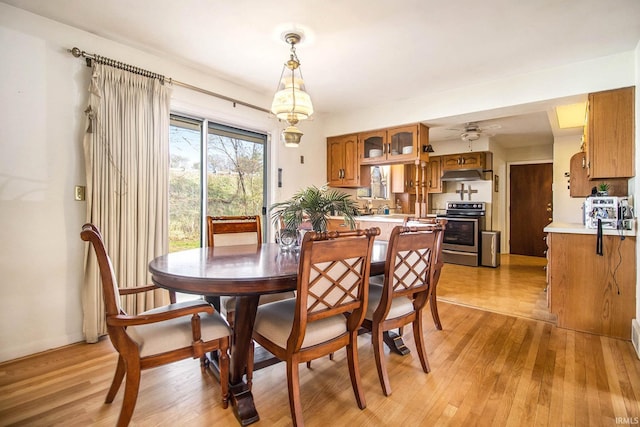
[{"x1": 430, "y1": 180, "x2": 492, "y2": 211}]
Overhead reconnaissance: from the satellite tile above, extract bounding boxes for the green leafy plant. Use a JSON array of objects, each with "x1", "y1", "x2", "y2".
[
  {"x1": 269, "y1": 184, "x2": 359, "y2": 232},
  {"x1": 598, "y1": 182, "x2": 610, "y2": 193}
]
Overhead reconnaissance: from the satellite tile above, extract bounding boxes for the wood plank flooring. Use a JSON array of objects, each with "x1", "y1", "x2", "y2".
[
  {"x1": 1, "y1": 255, "x2": 639, "y2": 426},
  {"x1": 438, "y1": 254, "x2": 556, "y2": 323}
]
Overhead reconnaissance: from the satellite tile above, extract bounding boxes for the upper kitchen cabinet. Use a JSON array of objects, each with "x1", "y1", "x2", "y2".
[
  {"x1": 586, "y1": 86, "x2": 635, "y2": 179},
  {"x1": 427, "y1": 156, "x2": 442, "y2": 193},
  {"x1": 361, "y1": 123, "x2": 430, "y2": 165},
  {"x1": 442, "y1": 152, "x2": 487, "y2": 171},
  {"x1": 390, "y1": 163, "x2": 416, "y2": 194},
  {"x1": 327, "y1": 134, "x2": 367, "y2": 187},
  {"x1": 569, "y1": 151, "x2": 628, "y2": 197}
]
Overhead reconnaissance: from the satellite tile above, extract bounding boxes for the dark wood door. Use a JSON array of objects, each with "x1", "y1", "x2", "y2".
[{"x1": 510, "y1": 163, "x2": 553, "y2": 256}]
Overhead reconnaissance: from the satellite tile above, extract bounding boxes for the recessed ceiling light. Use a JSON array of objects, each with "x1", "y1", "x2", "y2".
[{"x1": 556, "y1": 102, "x2": 587, "y2": 128}]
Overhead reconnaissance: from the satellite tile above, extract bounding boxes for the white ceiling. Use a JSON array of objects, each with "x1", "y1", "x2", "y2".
[{"x1": 4, "y1": 0, "x2": 639, "y2": 146}]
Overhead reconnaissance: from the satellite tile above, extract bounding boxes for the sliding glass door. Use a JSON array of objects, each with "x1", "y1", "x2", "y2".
[{"x1": 169, "y1": 115, "x2": 268, "y2": 252}]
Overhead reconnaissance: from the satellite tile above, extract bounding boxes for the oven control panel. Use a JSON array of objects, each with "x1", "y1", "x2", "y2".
[
  {"x1": 445, "y1": 202, "x2": 486, "y2": 216},
  {"x1": 446, "y1": 202, "x2": 485, "y2": 210}
]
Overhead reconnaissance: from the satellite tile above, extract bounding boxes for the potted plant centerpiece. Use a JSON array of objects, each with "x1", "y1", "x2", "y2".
[
  {"x1": 270, "y1": 184, "x2": 359, "y2": 233},
  {"x1": 597, "y1": 182, "x2": 610, "y2": 196}
]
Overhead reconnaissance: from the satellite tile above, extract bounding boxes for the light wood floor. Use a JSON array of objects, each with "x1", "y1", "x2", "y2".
[
  {"x1": 2, "y1": 256, "x2": 639, "y2": 426},
  {"x1": 437, "y1": 254, "x2": 556, "y2": 323}
]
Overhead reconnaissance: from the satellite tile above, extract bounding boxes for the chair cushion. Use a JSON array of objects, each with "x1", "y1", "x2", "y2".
[
  {"x1": 128, "y1": 302, "x2": 231, "y2": 358},
  {"x1": 221, "y1": 292, "x2": 296, "y2": 316},
  {"x1": 254, "y1": 299, "x2": 347, "y2": 349},
  {"x1": 365, "y1": 282, "x2": 414, "y2": 321}
]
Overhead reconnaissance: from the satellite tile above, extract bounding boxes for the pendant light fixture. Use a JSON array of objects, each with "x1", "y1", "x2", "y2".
[{"x1": 271, "y1": 32, "x2": 314, "y2": 147}]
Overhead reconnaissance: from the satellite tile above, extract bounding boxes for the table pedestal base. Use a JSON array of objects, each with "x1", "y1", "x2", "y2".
[
  {"x1": 383, "y1": 331, "x2": 411, "y2": 355},
  {"x1": 229, "y1": 383, "x2": 259, "y2": 426}
]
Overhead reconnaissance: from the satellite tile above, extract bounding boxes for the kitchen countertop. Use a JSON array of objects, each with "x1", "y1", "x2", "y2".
[
  {"x1": 345, "y1": 214, "x2": 438, "y2": 223},
  {"x1": 543, "y1": 221, "x2": 636, "y2": 237}
]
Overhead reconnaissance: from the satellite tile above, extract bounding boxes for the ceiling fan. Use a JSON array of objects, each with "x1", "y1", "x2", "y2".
[{"x1": 446, "y1": 122, "x2": 502, "y2": 142}]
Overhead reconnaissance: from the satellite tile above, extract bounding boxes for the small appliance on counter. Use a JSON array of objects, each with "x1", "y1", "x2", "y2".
[{"x1": 583, "y1": 196, "x2": 633, "y2": 230}]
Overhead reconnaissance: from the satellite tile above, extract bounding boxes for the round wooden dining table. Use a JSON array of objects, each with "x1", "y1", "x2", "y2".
[{"x1": 149, "y1": 241, "x2": 387, "y2": 426}]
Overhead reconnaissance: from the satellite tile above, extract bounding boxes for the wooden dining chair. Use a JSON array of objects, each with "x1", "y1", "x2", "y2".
[
  {"x1": 206, "y1": 215, "x2": 296, "y2": 327},
  {"x1": 252, "y1": 227, "x2": 379, "y2": 426},
  {"x1": 362, "y1": 222, "x2": 445, "y2": 396},
  {"x1": 81, "y1": 223, "x2": 231, "y2": 426},
  {"x1": 402, "y1": 217, "x2": 447, "y2": 329}
]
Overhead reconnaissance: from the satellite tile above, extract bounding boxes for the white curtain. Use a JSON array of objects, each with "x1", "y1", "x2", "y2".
[{"x1": 82, "y1": 63, "x2": 172, "y2": 343}]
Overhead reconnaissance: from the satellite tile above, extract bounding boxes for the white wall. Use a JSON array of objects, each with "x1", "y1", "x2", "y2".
[
  {"x1": 0, "y1": 2, "x2": 638, "y2": 362},
  {"x1": 0, "y1": 4, "x2": 323, "y2": 362}
]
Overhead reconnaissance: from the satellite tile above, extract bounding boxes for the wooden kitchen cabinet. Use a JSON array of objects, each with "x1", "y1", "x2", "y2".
[
  {"x1": 427, "y1": 156, "x2": 442, "y2": 193},
  {"x1": 390, "y1": 163, "x2": 416, "y2": 194},
  {"x1": 547, "y1": 231, "x2": 636, "y2": 340},
  {"x1": 360, "y1": 123, "x2": 430, "y2": 165},
  {"x1": 569, "y1": 151, "x2": 627, "y2": 197},
  {"x1": 391, "y1": 159, "x2": 441, "y2": 194},
  {"x1": 327, "y1": 134, "x2": 367, "y2": 187},
  {"x1": 586, "y1": 86, "x2": 635, "y2": 179},
  {"x1": 442, "y1": 152, "x2": 486, "y2": 170}
]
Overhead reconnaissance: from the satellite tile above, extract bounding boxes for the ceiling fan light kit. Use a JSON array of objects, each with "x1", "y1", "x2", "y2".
[{"x1": 461, "y1": 130, "x2": 481, "y2": 142}]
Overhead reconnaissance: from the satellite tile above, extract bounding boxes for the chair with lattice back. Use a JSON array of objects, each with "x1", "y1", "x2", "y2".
[
  {"x1": 402, "y1": 217, "x2": 447, "y2": 329},
  {"x1": 252, "y1": 227, "x2": 379, "y2": 426},
  {"x1": 362, "y1": 221, "x2": 445, "y2": 396}
]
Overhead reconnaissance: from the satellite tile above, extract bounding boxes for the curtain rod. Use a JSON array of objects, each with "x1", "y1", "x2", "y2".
[{"x1": 69, "y1": 47, "x2": 271, "y2": 114}]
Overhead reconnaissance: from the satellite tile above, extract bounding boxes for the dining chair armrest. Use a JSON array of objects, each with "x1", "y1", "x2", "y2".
[
  {"x1": 118, "y1": 284, "x2": 158, "y2": 295},
  {"x1": 107, "y1": 300, "x2": 215, "y2": 327}
]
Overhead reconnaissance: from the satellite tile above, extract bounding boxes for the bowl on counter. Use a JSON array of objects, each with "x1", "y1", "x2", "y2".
[{"x1": 369, "y1": 149, "x2": 383, "y2": 158}]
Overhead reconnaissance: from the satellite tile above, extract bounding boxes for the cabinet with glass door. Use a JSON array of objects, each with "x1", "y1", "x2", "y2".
[{"x1": 360, "y1": 123, "x2": 430, "y2": 165}]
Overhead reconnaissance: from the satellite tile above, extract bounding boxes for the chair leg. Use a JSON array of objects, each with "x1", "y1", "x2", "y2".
[
  {"x1": 200, "y1": 355, "x2": 209, "y2": 372},
  {"x1": 105, "y1": 355, "x2": 126, "y2": 403},
  {"x1": 430, "y1": 275, "x2": 443, "y2": 330},
  {"x1": 219, "y1": 345, "x2": 230, "y2": 409},
  {"x1": 372, "y1": 326, "x2": 392, "y2": 396},
  {"x1": 226, "y1": 311, "x2": 235, "y2": 329},
  {"x1": 286, "y1": 358, "x2": 304, "y2": 426},
  {"x1": 117, "y1": 358, "x2": 141, "y2": 427},
  {"x1": 413, "y1": 311, "x2": 431, "y2": 373},
  {"x1": 346, "y1": 331, "x2": 366, "y2": 409}
]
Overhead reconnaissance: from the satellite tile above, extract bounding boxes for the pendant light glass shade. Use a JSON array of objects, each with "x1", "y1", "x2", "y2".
[{"x1": 271, "y1": 74, "x2": 314, "y2": 122}]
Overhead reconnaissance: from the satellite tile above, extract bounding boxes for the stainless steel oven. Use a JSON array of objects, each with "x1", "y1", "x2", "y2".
[{"x1": 439, "y1": 202, "x2": 486, "y2": 267}]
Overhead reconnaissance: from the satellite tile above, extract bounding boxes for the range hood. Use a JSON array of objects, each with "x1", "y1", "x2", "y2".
[{"x1": 440, "y1": 169, "x2": 485, "y2": 182}]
